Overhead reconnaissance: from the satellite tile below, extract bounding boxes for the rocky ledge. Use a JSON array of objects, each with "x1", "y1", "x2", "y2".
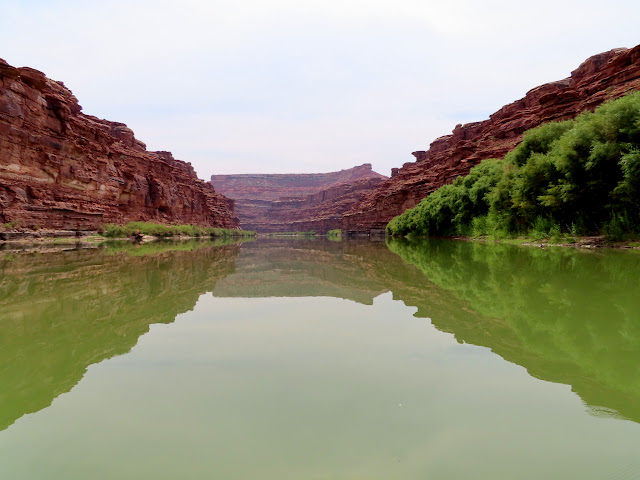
[
  {"x1": 343, "y1": 45, "x2": 640, "y2": 233},
  {"x1": 0, "y1": 59, "x2": 239, "y2": 230},
  {"x1": 211, "y1": 164, "x2": 387, "y2": 233}
]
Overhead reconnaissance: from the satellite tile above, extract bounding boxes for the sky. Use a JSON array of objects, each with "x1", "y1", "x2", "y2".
[{"x1": 1, "y1": 0, "x2": 639, "y2": 179}]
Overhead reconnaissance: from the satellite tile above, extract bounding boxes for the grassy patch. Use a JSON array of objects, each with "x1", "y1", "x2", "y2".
[
  {"x1": 0, "y1": 222, "x2": 17, "y2": 231},
  {"x1": 326, "y1": 229, "x2": 342, "y2": 241}
]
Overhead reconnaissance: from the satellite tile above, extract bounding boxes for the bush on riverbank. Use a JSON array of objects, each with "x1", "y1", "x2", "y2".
[
  {"x1": 101, "y1": 222, "x2": 255, "y2": 239},
  {"x1": 387, "y1": 92, "x2": 640, "y2": 240},
  {"x1": 326, "y1": 229, "x2": 342, "y2": 240},
  {"x1": 386, "y1": 158, "x2": 504, "y2": 237}
]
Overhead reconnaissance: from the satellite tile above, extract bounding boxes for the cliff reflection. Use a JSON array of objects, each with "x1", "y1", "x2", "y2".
[
  {"x1": 212, "y1": 238, "x2": 640, "y2": 424},
  {"x1": 2, "y1": 237, "x2": 640, "y2": 433},
  {"x1": 0, "y1": 241, "x2": 240, "y2": 431}
]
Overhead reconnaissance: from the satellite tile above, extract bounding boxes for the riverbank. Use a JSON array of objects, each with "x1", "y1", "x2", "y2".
[
  {"x1": 456, "y1": 234, "x2": 640, "y2": 249},
  {"x1": 0, "y1": 229, "x2": 103, "y2": 245},
  {"x1": 0, "y1": 228, "x2": 255, "y2": 251},
  {"x1": 0, "y1": 221, "x2": 256, "y2": 245},
  {"x1": 5, "y1": 229, "x2": 640, "y2": 251}
]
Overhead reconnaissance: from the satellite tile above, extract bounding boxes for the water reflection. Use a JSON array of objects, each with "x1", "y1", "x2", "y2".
[
  {"x1": 2, "y1": 236, "x2": 640, "y2": 434},
  {"x1": 0, "y1": 241, "x2": 240, "y2": 431},
  {"x1": 387, "y1": 238, "x2": 640, "y2": 423}
]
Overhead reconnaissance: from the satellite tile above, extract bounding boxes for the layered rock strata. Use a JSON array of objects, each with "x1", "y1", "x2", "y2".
[
  {"x1": 211, "y1": 164, "x2": 387, "y2": 232},
  {"x1": 0, "y1": 59, "x2": 238, "y2": 230},
  {"x1": 343, "y1": 45, "x2": 640, "y2": 233}
]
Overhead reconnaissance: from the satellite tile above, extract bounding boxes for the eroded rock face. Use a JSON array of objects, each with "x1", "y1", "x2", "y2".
[
  {"x1": 0, "y1": 59, "x2": 238, "y2": 230},
  {"x1": 343, "y1": 45, "x2": 640, "y2": 233},
  {"x1": 211, "y1": 164, "x2": 387, "y2": 232}
]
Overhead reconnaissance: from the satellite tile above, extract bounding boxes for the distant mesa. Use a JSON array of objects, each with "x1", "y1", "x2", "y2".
[{"x1": 211, "y1": 164, "x2": 388, "y2": 233}]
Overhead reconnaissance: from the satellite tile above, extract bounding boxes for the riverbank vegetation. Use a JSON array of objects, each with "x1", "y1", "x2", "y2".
[
  {"x1": 101, "y1": 222, "x2": 255, "y2": 239},
  {"x1": 387, "y1": 92, "x2": 640, "y2": 242},
  {"x1": 326, "y1": 229, "x2": 342, "y2": 241}
]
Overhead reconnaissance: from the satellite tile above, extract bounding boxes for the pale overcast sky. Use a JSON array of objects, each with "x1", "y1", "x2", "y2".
[{"x1": 2, "y1": 0, "x2": 639, "y2": 178}]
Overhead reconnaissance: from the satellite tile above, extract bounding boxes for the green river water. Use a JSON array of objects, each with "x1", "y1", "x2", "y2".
[{"x1": 1, "y1": 238, "x2": 639, "y2": 479}]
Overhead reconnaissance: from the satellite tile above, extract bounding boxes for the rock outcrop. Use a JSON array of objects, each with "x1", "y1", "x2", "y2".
[
  {"x1": 211, "y1": 164, "x2": 387, "y2": 232},
  {"x1": 0, "y1": 59, "x2": 238, "y2": 230},
  {"x1": 343, "y1": 45, "x2": 640, "y2": 232}
]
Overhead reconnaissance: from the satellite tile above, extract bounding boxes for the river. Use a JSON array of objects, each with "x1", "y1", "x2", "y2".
[{"x1": 1, "y1": 238, "x2": 639, "y2": 479}]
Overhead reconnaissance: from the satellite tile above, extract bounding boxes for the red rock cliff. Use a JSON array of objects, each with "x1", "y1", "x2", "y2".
[
  {"x1": 343, "y1": 45, "x2": 640, "y2": 233},
  {"x1": 0, "y1": 59, "x2": 238, "y2": 230},
  {"x1": 211, "y1": 164, "x2": 387, "y2": 233}
]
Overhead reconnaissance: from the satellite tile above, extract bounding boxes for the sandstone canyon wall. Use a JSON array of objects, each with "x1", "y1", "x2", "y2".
[
  {"x1": 211, "y1": 164, "x2": 387, "y2": 232},
  {"x1": 0, "y1": 59, "x2": 238, "y2": 230},
  {"x1": 343, "y1": 45, "x2": 640, "y2": 233}
]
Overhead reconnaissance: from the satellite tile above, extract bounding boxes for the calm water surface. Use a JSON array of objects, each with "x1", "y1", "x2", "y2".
[{"x1": 1, "y1": 238, "x2": 640, "y2": 479}]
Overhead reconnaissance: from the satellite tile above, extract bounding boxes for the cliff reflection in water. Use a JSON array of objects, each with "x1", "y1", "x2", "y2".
[
  {"x1": 214, "y1": 238, "x2": 640, "y2": 425},
  {"x1": 0, "y1": 241, "x2": 241, "y2": 431},
  {"x1": 2, "y1": 237, "x2": 640, "y2": 433}
]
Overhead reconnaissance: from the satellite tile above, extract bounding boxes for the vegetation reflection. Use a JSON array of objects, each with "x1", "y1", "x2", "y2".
[
  {"x1": 388, "y1": 237, "x2": 640, "y2": 422},
  {"x1": 2, "y1": 237, "x2": 640, "y2": 434},
  {"x1": 0, "y1": 242, "x2": 240, "y2": 431}
]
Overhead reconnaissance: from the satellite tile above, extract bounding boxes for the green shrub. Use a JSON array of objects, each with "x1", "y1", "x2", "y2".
[
  {"x1": 387, "y1": 158, "x2": 505, "y2": 236},
  {"x1": 603, "y1": 213, "x2": 630, "y2": 241},
  {"x1": 387, "y1": 92, "x2": 640, "y2": 239}
]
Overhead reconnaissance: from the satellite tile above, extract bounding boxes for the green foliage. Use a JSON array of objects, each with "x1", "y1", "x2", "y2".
[
  {"x1": 100, "y1": 222, "x2": 255, "y2": 239},
  {"x1": 385, "y1": 237, "x2": 640, "y2": 422},
  {"x1": 326, "y1": 229, "x2": 342, "y2": 241},
  {"x1": 387, "y1": 158, "x2": 505, "y2": 236},
  {"x1": 507, "y1": 120, "x2": 575, "y2": 167},
  {"x1": 387, "y1": 92, "x2": 640, "y2": 240},
  {"x1": 1, "y1": 222, "x2": 16, "y2": 231},
  {"x1": 602, "y1": 213, "x2": 631, "y2": 241}
]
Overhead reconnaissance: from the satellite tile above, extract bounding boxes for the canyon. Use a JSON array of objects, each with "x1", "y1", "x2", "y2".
[
  {"x1": 211, "y1": 164, "x2": 387, "y2": 233},
  {"x1": 343, "y1": 45, "x2": 640, "y2": 233},
  {"x1": 3, "y1": 44, "x2": 640, "y2": 234},
  {"x1": 0, "y1": 59, "x2": 238, "y2": 231}
]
